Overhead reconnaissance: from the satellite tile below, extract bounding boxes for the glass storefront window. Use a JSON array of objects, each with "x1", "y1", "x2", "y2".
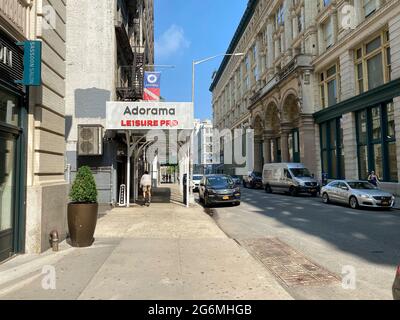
[
  {"x1": 0, "y1": 135, "x2": 16, "y2": 232},
  {"x1": 356, "y1": 101, "x2": 398, "y2": 182},
  {"x1": 373, "y1": 144, "x2": 383, "y2": 179},
  {"x1": 357, "y1": 111, "x2": 368, "y2": 144},
  {"x1": 387, "y1": 102, "x2": 395, "y2": 139},
  {"x1": 371, "y1": 106, "x2": 381, "y2": 141},
  {"x1": 388, "y1": 142, "x2": 398, "y2": 182},
  {"x1": 321, "y1": 123, "x2": 327, "y2": 148},
  {"x1": 0, "y1": 91, "x2": 19, "y2": 127},
  {"x1": 358, "y1": 145, "x2": 369, "y2": 180},
  {"x1": 320, "y1": 117, "x2": 344, "y2": 179}
]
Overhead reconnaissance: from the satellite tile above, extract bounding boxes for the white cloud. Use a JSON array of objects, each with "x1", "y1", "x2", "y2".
[{"x1": 155, "y1": 24, "x2": 190, "y2": 60}]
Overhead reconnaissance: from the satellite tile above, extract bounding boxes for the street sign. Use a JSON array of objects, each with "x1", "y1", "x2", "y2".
[
  {"x1": 106, "y1": 102, "x2": 194, "y2": 130},
  {"x1": 15, "y1": 40, "x2": 42, "y2": 86}
]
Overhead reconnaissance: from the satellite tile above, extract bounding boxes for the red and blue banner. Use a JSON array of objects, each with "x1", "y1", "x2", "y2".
[{"x1": 143, "y1": 72, "x2": 161, "y2": 101}]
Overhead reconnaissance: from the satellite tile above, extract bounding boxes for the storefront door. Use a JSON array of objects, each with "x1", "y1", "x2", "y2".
[{"x1": 0, "y1": 131, "x2": 17, "y2": 261}]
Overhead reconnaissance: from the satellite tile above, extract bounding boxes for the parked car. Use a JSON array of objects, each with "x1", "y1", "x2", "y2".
[
  {"x1": 243, "y1": 171, "x2": 263, "y2": 189},
  {"x1": 230, "y1": 175, "x2": 243, "y2": 186},
  {"x1": 393, "y1": 265, "x2": 400, "y2": 300},
  {"x1": 321, "y1": 180, "x2": 395, "y2": 209},
  {"x1": 262, "y1": 163, "x2": 320, "y2": 196},
  {"x1": 199, "y1": 174, "x2": 241, "y2": 207},
  {"x1": 192, "y1": 175, "x2": 203, "y2": 192}
]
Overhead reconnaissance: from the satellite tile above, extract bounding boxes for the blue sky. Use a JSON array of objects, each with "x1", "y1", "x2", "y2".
[{"x1": 154, "y1": 0, "x2": 247, "y2": 121}]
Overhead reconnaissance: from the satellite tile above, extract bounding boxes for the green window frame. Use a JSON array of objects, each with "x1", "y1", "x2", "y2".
[
  {"x1": 356, "y1": 101, "x2": 398, "y2": 182},
  {"x1": 320, "y1": 117, "x2": 345, "y2": 179}
]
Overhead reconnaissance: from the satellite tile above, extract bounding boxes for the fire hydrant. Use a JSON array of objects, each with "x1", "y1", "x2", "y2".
[{"x1": 50, "y1": 230, "x2": 59, "y2": 252}]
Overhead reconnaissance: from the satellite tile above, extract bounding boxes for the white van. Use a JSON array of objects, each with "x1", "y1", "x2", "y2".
[{"x1": 262, "y1": 163, "x2": 320, "y2": 197}]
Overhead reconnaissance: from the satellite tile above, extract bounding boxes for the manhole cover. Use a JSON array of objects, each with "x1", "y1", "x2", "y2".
[{"x1": 240, "y1": 238, "x2": 340, "y2": 287}]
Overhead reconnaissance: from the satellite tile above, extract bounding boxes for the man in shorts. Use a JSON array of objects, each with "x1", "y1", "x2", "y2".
[{"x1": 140, "y1": 171, "x2": 152, "y2": 205}]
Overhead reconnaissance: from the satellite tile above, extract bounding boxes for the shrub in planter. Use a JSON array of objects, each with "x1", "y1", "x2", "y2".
[{"x1": 68, "y1": 166, "x2": 98, "y2": 247}]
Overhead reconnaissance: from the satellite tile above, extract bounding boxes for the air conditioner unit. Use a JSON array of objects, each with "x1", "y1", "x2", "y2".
[{"x1": 78, "y1": 125, "x2": 103, "y2": 156}]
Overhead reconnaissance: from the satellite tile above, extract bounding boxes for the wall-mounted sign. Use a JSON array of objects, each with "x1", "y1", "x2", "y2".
[
  {"x1": 143, "y1": 72, "x2": 161, "y2": 101},
  {"x1": 15, "y1": 41, "x2": 42, "y2": 86},
  {"x1": 106, "y1": 102, "x2": 194, "y2": 130}
]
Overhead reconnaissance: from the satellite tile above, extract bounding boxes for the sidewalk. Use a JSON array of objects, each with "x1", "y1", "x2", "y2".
[{"x1": 0, "y1": 194, "x2": 291, "y2": 300}]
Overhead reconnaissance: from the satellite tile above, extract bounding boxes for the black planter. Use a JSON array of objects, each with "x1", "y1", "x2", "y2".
[{"x1": 67, "y1": 203, "x2": 98, "y2": 247}]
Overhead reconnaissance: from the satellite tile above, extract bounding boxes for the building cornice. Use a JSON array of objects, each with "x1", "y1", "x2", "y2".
[
  {"x1": 209, "y1": 0, "x2": 260, "y2": 92},
  {"x1": 313, "y1": 79, "x2": 400, "y2": 124}
]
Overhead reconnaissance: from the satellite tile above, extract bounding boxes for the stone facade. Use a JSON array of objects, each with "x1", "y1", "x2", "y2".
[
  {"x1": 65, "y1": 0, "x2": 155, "y2": 204},
  {"x1": 0, "y1": 0, "x2": 68, "y2": 255},
  {"x1": 211, "y1": 0, "x2": 400, "y2": 194}
]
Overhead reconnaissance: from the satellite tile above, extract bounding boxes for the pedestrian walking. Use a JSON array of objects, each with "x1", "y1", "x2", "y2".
[{"x1": 140, "y1": 171, "x2": 152, "y2": 206}]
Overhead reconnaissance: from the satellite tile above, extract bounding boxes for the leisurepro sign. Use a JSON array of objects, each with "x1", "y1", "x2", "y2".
[{"x1": 106, "y1": 102, "x2": 194, "y2": 130}]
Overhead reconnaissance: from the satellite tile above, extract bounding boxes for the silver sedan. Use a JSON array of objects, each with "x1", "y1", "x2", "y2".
[{"x1": 321, "y1": 180, "x2": 395, "y2": 209}]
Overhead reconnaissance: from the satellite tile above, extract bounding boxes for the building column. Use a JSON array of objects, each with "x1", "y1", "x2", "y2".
[
  {"x1": 332, "y1": 9, "x2": 339, "y2": 44},
  {"x1": 254, "y1": 136, "x2": 264, "y2": 172},
  {"x1": 342, "y1": 112, "x2": 359, "y2": 179},
  {"x1": 292, "y1": 10, "x2": 299, "y2": 40},
  {"x1": 317, "y1": 24, "x2": 324, "y2": 55},
  {"x1": 267, "y1": 19, "x2": 274, "y2": 78},
  {"x1": 280, "y1": 128, "x2": 290, "y2": 162},
  {"x1": 284, "y1": 0, "x2": 293, "y2": 61},
  {"x1": 263, "y1": 132, "x2": 273, "y2": 164},
  {"x1": 389, "y1": 13, "x2": 400, "y2": 80},
  {"x1": 299, "y1": 114, "x2": 317, "y2": 175},
  {"x1": 393, "y1": 97, "x2": 400, "y2": 182},
  {"x1": 354, "y1": 0, "x2": 363, "y2": 27}
]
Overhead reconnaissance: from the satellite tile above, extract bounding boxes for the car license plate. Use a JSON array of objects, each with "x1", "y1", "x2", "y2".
[
  {"x1": 382, "y1": 201, "x2": 389, "y2": 206},
  {"x1": 311, "y1": 189, "x2": 316, "y2": 193},
  {"x1": 223, "y1": 196, "x2": 230, "y2": 200}
]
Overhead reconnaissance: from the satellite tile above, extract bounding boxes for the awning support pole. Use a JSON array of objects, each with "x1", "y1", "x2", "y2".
[{"x1": 126, "y1": 131, "x2": 132, "y2": 208}]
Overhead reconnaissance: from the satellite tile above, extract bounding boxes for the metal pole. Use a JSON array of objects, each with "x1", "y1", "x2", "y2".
[{"x1": 126, "y1": 131, "x2": 131, "y2": 208}]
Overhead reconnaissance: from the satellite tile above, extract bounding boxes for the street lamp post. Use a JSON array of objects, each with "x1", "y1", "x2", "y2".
[{"x1": 187, "y1": 52, "x2": 244, "y2": 207}]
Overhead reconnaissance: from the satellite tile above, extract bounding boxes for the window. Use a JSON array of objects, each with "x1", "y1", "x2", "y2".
[
  {"x1": 355, "y1": 30, "x2": 390, "y2": 94},
  {"x1": 319, "y1": 63, "x2": 339, "y2": 108},
  {"x1": 276, "y1": 4, "x2": 284, "y2": 27},
  {"x1": 364, "y1": 0, "x2": 378, "y2": 17},
  {"x1": 320, "y1": 117, "x2": 345, "y2": 179},
  {"x1": 297, "y1": 11, "x2": 304, "y2": 34},
  {"x1": 324, "y1": 19, "x2": 333, "y2": 49},
  {"x1": 356, "y1": 102, "x2": 398, "y2": 182}
]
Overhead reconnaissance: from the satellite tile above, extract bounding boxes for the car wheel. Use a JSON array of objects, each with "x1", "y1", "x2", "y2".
[
  {"x1": 349, "y1": 196, "x2": 359, "y2": 209},
  {"x1": 265, "y1": 185, "x2": 272, "y2": 194},
  {"x1": 290, "y1": 187, "x2": 298, "y2": 197},
  {"x1": 322, "y1": 193, "x2": 330, "y2": 204}
]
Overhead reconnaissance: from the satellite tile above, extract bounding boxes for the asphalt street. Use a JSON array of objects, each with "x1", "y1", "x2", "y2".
[{"x1": 198, "y1": 187, "x2": 400, "y2": 300}]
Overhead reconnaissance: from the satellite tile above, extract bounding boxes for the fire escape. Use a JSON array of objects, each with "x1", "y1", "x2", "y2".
[{"x1": 115, "y1": 0, "x2": 145, "y2": 101}]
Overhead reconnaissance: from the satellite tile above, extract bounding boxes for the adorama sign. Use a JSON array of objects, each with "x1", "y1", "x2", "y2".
[{"x1": 106, "y1": 102, "x2": 194, "y2": 130}]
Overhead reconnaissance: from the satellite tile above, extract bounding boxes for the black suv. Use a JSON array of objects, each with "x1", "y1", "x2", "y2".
[
  {"x1": 199, "y1": 175, "x2": 241, "y2": 207},
  {"x1": 243, "y1": 171, "x2": 263, "y2": 189}
]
